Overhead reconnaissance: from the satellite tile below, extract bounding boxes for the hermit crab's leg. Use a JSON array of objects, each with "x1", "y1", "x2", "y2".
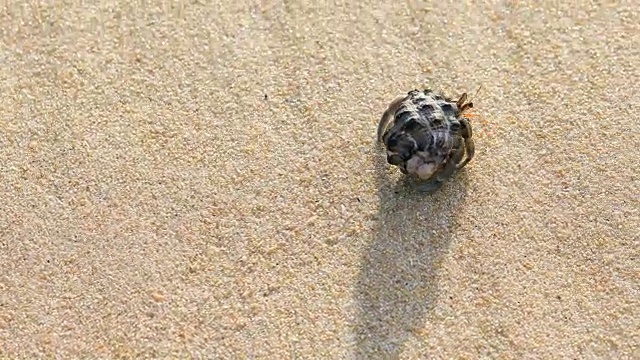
[
  {"x1": 463, "y1": 113, "x2": 483, "y2": 120},
  {"x1": 377, "y1": 95, "x2": 408, "y2": 143},
  {"x1": 456, "y1": 118, "x2": 475, "y2": 170},
  {"x1": 416, "y1": 143, "x2": 465, "y2": 193}
]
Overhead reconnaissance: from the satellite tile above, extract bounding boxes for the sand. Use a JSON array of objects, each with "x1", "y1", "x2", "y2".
[{"x1": 0, "y1": 1, "x2": 638, "y2": 359}]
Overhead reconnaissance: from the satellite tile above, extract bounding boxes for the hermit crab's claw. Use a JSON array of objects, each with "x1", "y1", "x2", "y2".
[{"x1": 377, "y1": 95, "x2": 407, "y2": 143}]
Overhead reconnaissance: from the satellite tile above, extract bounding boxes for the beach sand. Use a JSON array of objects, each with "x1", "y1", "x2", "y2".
[{"x1": 1, "y1": 1, "x2": 638, "y2": 358}]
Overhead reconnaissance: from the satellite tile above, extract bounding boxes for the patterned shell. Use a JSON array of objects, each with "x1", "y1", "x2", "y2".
[{"x1": 382, "y1": 89, "x2": 463, "y2": 161}]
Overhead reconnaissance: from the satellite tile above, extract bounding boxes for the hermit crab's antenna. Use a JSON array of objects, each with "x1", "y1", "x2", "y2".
[{"x1": 472, "y1": 85, "x2": 483, "y2": 99}]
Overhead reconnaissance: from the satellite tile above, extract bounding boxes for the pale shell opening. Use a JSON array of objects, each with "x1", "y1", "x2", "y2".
[{"x1": 416, "y1": 162, "x2": 437, "y2": 179}]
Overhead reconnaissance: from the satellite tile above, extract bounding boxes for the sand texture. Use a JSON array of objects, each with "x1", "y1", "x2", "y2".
[{"x1": 1, "y1": 1, "x2": 639, "y2": 359}]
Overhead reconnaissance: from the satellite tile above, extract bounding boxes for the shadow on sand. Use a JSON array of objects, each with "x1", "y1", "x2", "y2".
[{"x1": 353, "y1": 140, "x2": 469, "y2": 359}]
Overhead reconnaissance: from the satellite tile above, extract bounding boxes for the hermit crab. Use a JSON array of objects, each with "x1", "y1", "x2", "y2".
[{"x1": 377, "y1": 88, "x2": 476, "y2": 193}]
